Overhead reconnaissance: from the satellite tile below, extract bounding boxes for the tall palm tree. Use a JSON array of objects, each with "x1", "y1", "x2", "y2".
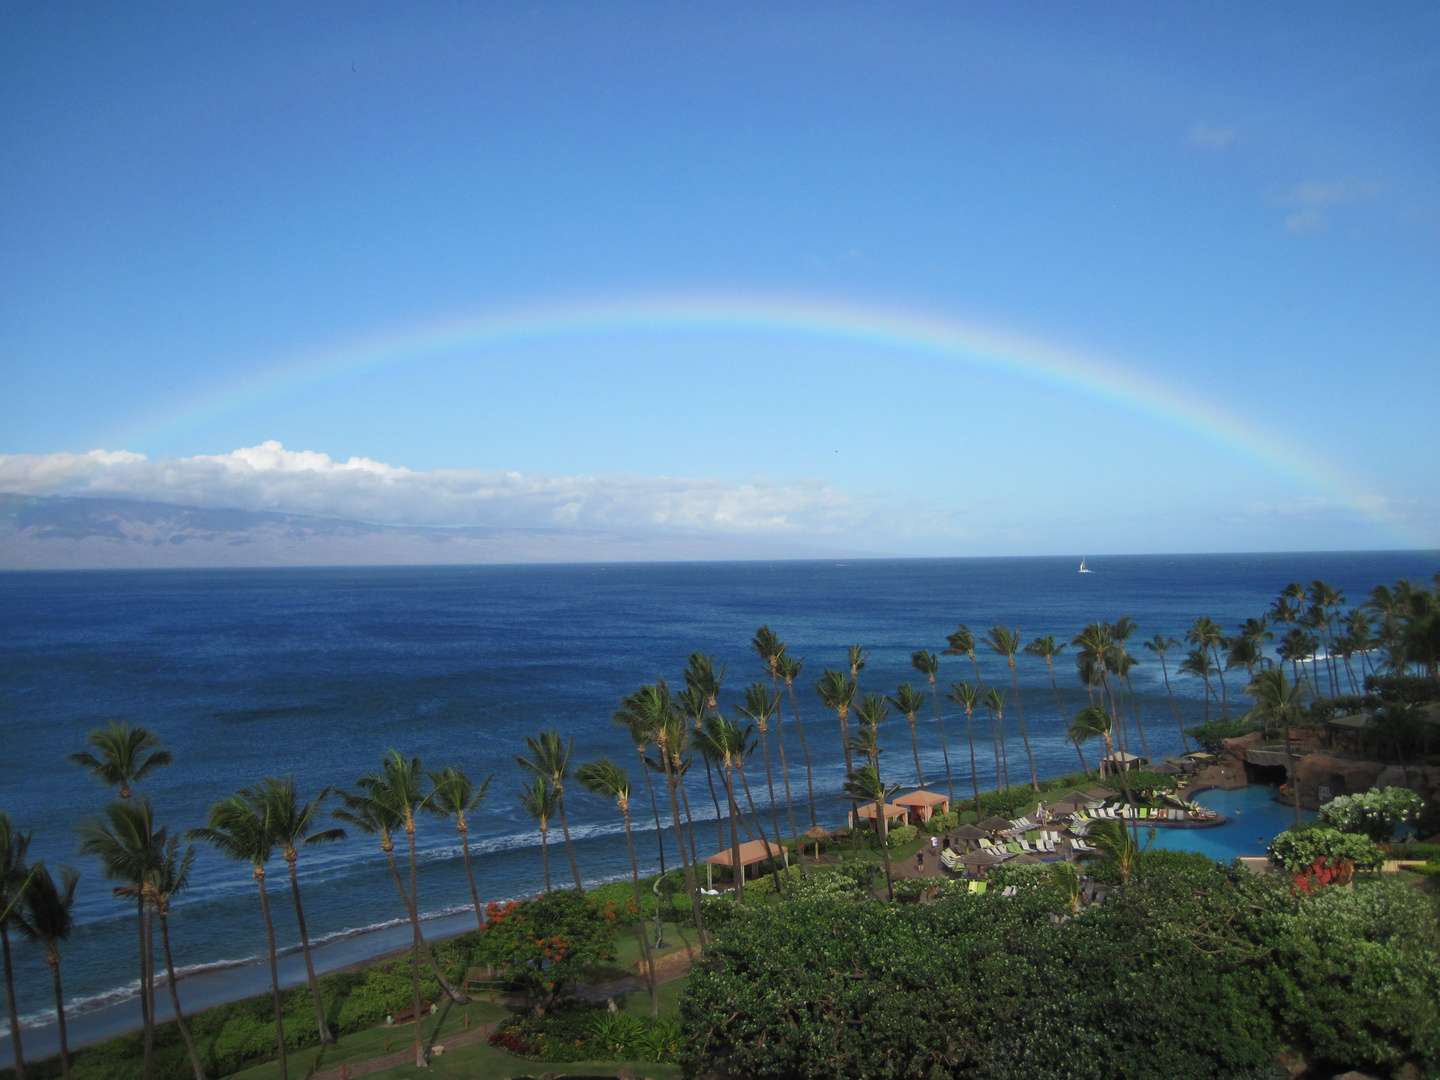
[
  {"x1": 847, "y1": 645, "x2": 869, "y2": 689},
  {"x1": 1025, "y1": 635, "x2": 1090, "y2": 778},
  {"x1": 1276, "y1": 629, "x2": 1318, "y2": 696},
  {"x1": 252, "y1": 776, "x2": 346, "y2": 1044},
  {"x1": 67, "y1": 721, "x2": 172, "y2": 799},
  {"x1": 682, "y1": 653, "x2": 728, "y2": 849},
  {"x1": 814, "y1": 669, "x2": 858, "y2": 775},
  {"x1": 76, "y1": 798, "x2": 164, "y2": 1080},
  {"x1": 852, "y1": 693, "x2": 890, "y2": 768},
  {"x1": 983, "y1": 687, "x2": 1010, "y2": 791},
  {"x1": 188, "y1": 795, "x2": 291, "y2": 1078},
  {"x1": 622, "y1": 681, "x2": 707, "y2": 945},
  {"x1": 776, "y1": 652, "x2": 819, "y2": 827},
  {"x1": 1108, "y1": 617, "x2": 1151, "y2": 765},
  {"x1": 734, "y1": 681, "x2": 795, "y2": 858},
  {"x1": 841, "y1": 764, "x2": 899, "y2": 900},
  {"x1": 1073, "y1": 623, "x2": 1125, "y2": 751},
  {"x1": 517, "y1": 777, "x2": 557, "y2": 892},
  {"x1": 910, "y1": 650, "x2": 955, "y2": 803},
  {"x1": 887, "y1": 683, "x2": 928, "y2": 787},
  {"x1": 1143, "y1": 634, "x2": 1188, "y2": 752},
  {"x1": 124, "y1": 838, "x2": 205, "y2": 1080},
  {"x1": 357, "y1": 752, "x2": 469, "y2": 1003},
  {"x1": 696, "y1": 715, "x2": 749, "y2": 902},
  {"x1": 1087, "y1": 819, "x2": 1142, "y2": 886},
  {"x1": 985, "y1": 626, "x2": 1037, "y2": 789},
  {"x1": 575, "y1": 759, "x2": 658, "y2": 1016},
  {"x1": 14, "y1": 863, "x2": 79, "y2": 1080},
  {"x1": 426, "y1": 767, "x2": 492, "y2": 932},
  {"x1": 1068, "y1": 706, "x2": 1138, "y2": 834},
  {"x1": 677, "y1": 683, "x2": 725, "y2": 849},
  {"x1": 944, "y1": 681, "x2": 984, "y2": 808},
  {"x1": 729, "y1": 724, "x2": 787, "y2": 895},
  {"x1": 1179, "y1": 646, "x2": 1218, "y2": 723},
  {"x1": 1269, "y1": 594, "x2": 1303, "y2": 683},
  {"x1": 1, "y1": 815, "x2": 34, "y2": 1080},
  {"x1": 1242, "y1": 668, "x2": 1310, "y2": 827},
  {"x1": 514, "y1": 732, "x2": 583, "y2": 892},
  {"x1": 1310, "y1": 581, "x2": 1346, "y2": 696},
  {"x1": 943, "y1": 625, "x2": 984, "y2": 687},
  {"x1": 1187, "y1": 618, "x2": 1230, "y2": 716},
  {"x1": 610, "y1": 704, "x2": 668, "y2": 876},
  {"x1": 1344, "y1": 608, "x2": 1376, "y2": 681}
]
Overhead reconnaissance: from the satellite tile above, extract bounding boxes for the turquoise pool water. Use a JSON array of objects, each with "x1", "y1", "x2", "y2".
[{"x1": 1146, "y1": 785, "x2": 1314, "y2": 863}]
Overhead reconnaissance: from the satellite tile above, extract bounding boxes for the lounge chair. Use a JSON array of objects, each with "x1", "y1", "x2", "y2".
[{"x1": 1000, "y1": 885, "x2": 1018, "y2": 898}]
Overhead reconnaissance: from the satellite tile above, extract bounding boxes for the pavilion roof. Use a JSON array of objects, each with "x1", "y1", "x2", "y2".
[
  {"x1": 893, "y1": 790, "x2": 949, "y2": 807},
  {"x1": 705, "y1": 839, "x2": 786, "y2": 867},
  {"x1": 855, "y1": 802, "x2": 909, "y2": 819}
]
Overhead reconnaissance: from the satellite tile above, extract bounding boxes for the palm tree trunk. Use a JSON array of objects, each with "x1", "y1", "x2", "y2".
[
  {"x1": 401, "y1": 839, "x2": 427, "y2": 1069},
  {"x1": 1211, "y1": 646, "x2": 1230, "y2": 715},
  {"x1": 47, "y1": 957, "x2": 70, "y2": 1080},
  {"x1": 1007, "y1": 665, "x2": 1039, "y2": 790},
  {"x1": 637, "y1": 746, "x2": 667, "y2": 877},
  {"x1": 770, "y1": 700, "x2": 805, "y2": 870},
  {"x1": 784, "y1": 682, "x2": 820, "y2": 828},
  {"x1": 738, "y1": 765, "x2": 785, "y2": 895},
  {"x1": 555, "y1": 793, "x2": 583, "y2": 892},
  {"x1": 985, "y1": 708, "x2": 1004, "y2": 793},
  {"x1": 615, "y1": 805, "x2": 658, "y2": 1017},
  {"x1": 962, "y1": 708, "x2": 981, "y2": 809},
  {"x1": 756, "y1": 725, "x2": 787, "y2": 863},
  {"x1": 137, "y1": 899, "x2": 153, "y2": 1080},
  {"x1": 1285, "y1": 728, "x2": 1302, "y2": 828},
  {"x1": 837, "y1": 711, "x2": 853, "y2": 776},
  {"x1": 253, "y1": 872, "x2": 289, "y2": 1080},
  {"x1": 457, "y1": 825, "x2": 483, "y2": 934},
  {"x1": 1047, "y1": 661, "x2": 1091, "y2": 778},
  {"x1": 702, "y1": 758, "x2": 725, "y2": 849},
  {"x1": 286, "y1": 858, "x2": 333, "y2": 1044},
  {"x1": 2, "y1": 925, "x2": 27, "y2": 1080},
  {"x1": 907, "y1": 719, "x2": 925, "y2": 787},
  {"x1": 538, "y1": 822, "x2": 553, "y2": 890},
  {"x1": 660, "y1": 752, "x2": 707, "y2": 947},
  {"x1": 721, "y1": 764, "x2": 745, "y2": 903},
  {"x1": 1158, "y1": 654, "x2": 1190, "y2": 752},
  {"x1": 383, "y1": 849, "x2": 468, "y2": 1004},
  {"x1": 875, "y1": 797, "x2": 894, "y2": 901},
  {"x1": 156, "y1": 911, "x2": 205, "y2": 1080},
  {"x1": 674, "y1": 772, "x2": 701, "y2": 869},
  {"x1": 1123, "y1": 674, "x2": 1151, "y2": 764},
  {"x1": 927, "y1": 682, "x2": 955, "y2": 804}
]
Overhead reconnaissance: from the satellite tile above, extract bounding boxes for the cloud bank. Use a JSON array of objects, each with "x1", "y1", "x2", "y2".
[{"x1": 0, "y1": 442, "x2": 894, "y2": 537}]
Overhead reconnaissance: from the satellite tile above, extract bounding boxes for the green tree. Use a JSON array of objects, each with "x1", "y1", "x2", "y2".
[
  {"x1": 944, "y1": 681, "x2": 984, "y2": 808},
  {"x1": 985, "y1": 625, "x2": 1039, "y2": 789},
  {"x1": 474, "y1": 891, "x2": 618, "y2": 1014},
  {"x1": 910, "y1": 650, "x2": 955, "y2": 803},
  {"x1": 1187, "y1": 617, "x2": 1230, "y2": 716},
  {"x1": 1088, "y1": 818, "x2": 1148, "y2": 885},
  {"x1": 66, "y1": 721, "x2": 173, "y2": 800},
  {"x1": 1316, "y1": 787, "x2": 1422, "y2": 843},
  {"x1": 253, "y1": 775, "x2": 347, "y2": 1044},
  {"x1": 682, "y1": 654, "x2": 728, "y2": 852},
  {"x1": 776, "y1": 652, "x2": 819, "y2": 828},
  {"x1": 1266, "y1": 826, "x2": 1384, "y2": 877},
  {"x1": 1242, "y1": 668, "x2": 1310, "y2": 827},
  {"x1": 610, "y1": 698, "x2": 669, "y2": 876},
  {"x1": 734, "y1": 681, "x2": 792, "y2": 861},
  {"x1": 517, "y1": 776, "x2": 557, "y2": 892},
  {"x1": 1142, "y1": 633, "x2": 1190, "y2": 753},
  {"x1": 983, "y1": 687, "x2": 1010, "y2": 791},
  {"x1": 426, "y1": 766, "x2": 492, "y2": 931},
  {"x1": 187, "y1": 795, "x2": 292, "y2": 1077},
  {"x1": 76, "y1": 798, "x2": 164, "y2": 1080},
  {"x1": 697, "y1": 714, "x2": 752, "y2": 902},
  {"x1": 943, "y1": 624, "x2": 984, "y2": 688},
  {"x1": 1068, "y1": 705, "x2": 1137, "y2": 822},
  {"x1": 575, "y1": 758, "x2": 658, "y2": 1016},
  {"x1": 814, "y1": 669, "x2": 858, "y2": 776},
  {"x1": 13, "y1": 863, "x2": 79, "y2": 1080},
  {"x1": 1025, "y1": 635, "x2": 1091, "y2": 778},
  {"x1": 841, "y1": 764, "x2": 899, "y2": 900},
  {"x1": 514, "y1": 731, "x2": 583, "y2": 892},
  {"x1": 1179, "y1": 645, "x2": 1218, "y2": 723},
  {"x1": 1, "y1": 815, "x2": 34, "y2": 1080},
  {"x1": 886, "y1": 682, "x2": 928, "y2": 787}
]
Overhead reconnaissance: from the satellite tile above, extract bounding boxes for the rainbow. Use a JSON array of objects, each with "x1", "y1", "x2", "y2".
[{"x1": 139, "y1": 292, "x2": 1399, "y2": 534}]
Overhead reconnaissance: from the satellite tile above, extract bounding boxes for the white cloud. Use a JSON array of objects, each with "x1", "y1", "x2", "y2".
[
  {"x1": 1188, "y1": 121, "x2": 1236, "y2": 149},
  {"x1": 0, "y1": 441, "x2": 898, "y2": 537},
  {"x1": 1278, "y1": 179, "x2": 1379, "y2": 233}
]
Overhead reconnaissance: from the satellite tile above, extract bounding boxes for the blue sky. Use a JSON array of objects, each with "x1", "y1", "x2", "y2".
[{"x1": 1, "y1": 4, "x2": 1436, "y2": 556}]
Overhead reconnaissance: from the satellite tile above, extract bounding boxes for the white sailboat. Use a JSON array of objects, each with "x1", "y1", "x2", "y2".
[{"x1": 1078, "y1": 557, "x2": 1092, "y2": 573}]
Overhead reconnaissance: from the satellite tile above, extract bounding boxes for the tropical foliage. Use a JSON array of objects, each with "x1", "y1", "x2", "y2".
[{"x1": 1315, "y1": 786, "x2": 1423, "y2": 843}]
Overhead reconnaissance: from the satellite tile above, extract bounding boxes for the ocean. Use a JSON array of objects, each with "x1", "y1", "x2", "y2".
[{"x1": 1, "y1": 550, "x2": 1436, "y2": 1054}]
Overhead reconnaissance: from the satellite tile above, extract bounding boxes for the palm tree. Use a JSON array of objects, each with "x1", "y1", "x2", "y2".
[
  {"x1": 983, "y1": 687, "x2": 1010, "y2": 791},
  {"x1": 944, "y1": 681, "x2": 984, "y2": 808},
  {"x1": 814, "y1": 669, "x2": 858, "y2": 775},
  {"x1": 985, "y1": 626, "x2": 1038, "y2": 789},
  {"x1": 776, "y1": 652, "x2": 819, "y2": 827},
  {"x1": 517, "y1": 777, "x2": 557, "y2": 892},
  {"x1": 729, "y1": 724, "x2": 787, "y2": 895},
  {"x1": 1188, "y1": 618, "x2": 1230, "y2": 716},
  {"x1": 1087, "y1": 819, "x2": 1142, "y2": 886},
  {"x1": 1142, "y1": 634, "x2": 1188, "y2": 752},
  {"x1": 943, "y1": 625, "x2": 984, "y2": 687},
  {"x1": 67, "y1": 721, "x2": 172, "y2": 799},
  {"x1": 734, "y1": 681, "x2": 795, "y2": 859},
  {"x1": 1310, "y1": 581, "x2": 1345, "y2": 696},
  {"x1": 841, "y1": 764, "x2": 899, "y2": 900},
  {"x1": 253, "y1": 776, "x2": 347, "y2": 1044},
  {"x1": 677, "y1": 683, "x2": 725, "y2": 849},
  {"x1": 1269, "y1": 594, "x2": 1303, "y2": 683},
  {"x1": 696, "y1": 715, "x2": 749, "y2": 902},
  {"x1": 187, "y1": 795, "x2": 291, "y2": 1078},
  {"x1": 1236, "y1": 618, "x2": 1274, "y2": 673},
  {"x1": 1, "y1": 815, "x2": 34, "y2": 1080},
  {"x1": 847, "y1": 645, "x2": 868, "y2": 688},
  {"x1": 887, "y1": 683, "x2": 928, "y2": 787},
  {"x1": 575, "y1": 758, "x2": 658, "y2": 1016},
  {"x1": 1242, "y1": 668, "x2": 1309, "y2": 827},
  {"x1": 1068, "y1": 706, "x2": 1138, "y2": 829},
  {"x1": 514, "y1": 732, "x2": 583, "y2": 892},
  {"x1": 910, "y1": 650, "x2": 955, "y2": 803},
  {"x1": 76, "y1": 798, "x2": 164, "y2": 1080},
  {"x1": 852, "y1": 693, "x2": 890, "y2": 766},
  {"x1": 1108, "y1": 617, "x2": 1152, "y2": 765},
  {"x1": 621, "y1": 680, "x2": 707, "y2": 945},
  {"x1": 1073, "y1": 623, "x2": 1125, "y2": 751},
  {"x1": 1345, "y1": 608, "x2": 1376, "y2": 681},
  {"x1": 14, "y1": 863, "x2": 79, "y2": 1080},
  {"x1": 1025, "y1": 635, "x2": 1090, "y2": 778},
  {"x1": 130, "y1": 838, "x2": 204, "y2": 1080},
  {"x1": 427, "y1": 767, "x2": 492, "y2": 932},
  {"x1": 1179, "y1": 646, "x2": 1218, "y2": 723},
  {"x1": 610, "y1": 703, "x2": 668, "y2": 877},
  {"x1": 1277, "y1": 629, "x2": 1318, "y2": 695}
]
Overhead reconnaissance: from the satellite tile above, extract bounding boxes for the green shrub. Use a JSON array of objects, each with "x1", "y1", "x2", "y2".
[
  {"x1": 1389, "y1": 842, "x2": 1440, "y2": 861},
  {"x1": 1317, "y1": 787, "x2": 1423, "y2": 842},
  {"x1": 885, "y1": 823, "x2": 918, "y2": 847},
  {"x1": 1184, "y1": 717, "x2": 1258, "y2": 755},
  {"x1": 925, "y1": 810, "x2": 959, "y2": 834},
  {"x1": 1268, "y1": 825, "x2": 1385, "y2": 875}
]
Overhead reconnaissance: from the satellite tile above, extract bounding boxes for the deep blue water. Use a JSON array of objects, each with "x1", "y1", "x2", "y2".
[{"x1": 1, "y1": 550, "x2": 1436, "y2": 1047}]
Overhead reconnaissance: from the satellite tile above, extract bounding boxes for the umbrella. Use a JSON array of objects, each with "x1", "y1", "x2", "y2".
[
  {"x1": 802, "y1": 825, "x2": 832, "y2": 858},
  {"x1": 958, "y1": 849, "x2": 1009, "y2": 866},
  {"x1": 952, "y1": 824, "x2": 988, "y2": 842},
  {"x1": 1008, "y1": 852, "x2": 1043, "y2": 865},
  {"x1": 978, "y1": 815, "x2": 1013, "y2": 832}
]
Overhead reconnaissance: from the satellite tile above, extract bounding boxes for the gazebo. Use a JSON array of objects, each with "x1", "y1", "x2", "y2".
[
  {"x1": 852, "y1": 802, "x2": 910, "y2": 830},
  {"x1": 892, "y1": 790, "x2": 951, "y2": 825},
  {"x1": 1100, "y1": 751, "x2": 1145, "y2": 777},
  {"x1": 705, "y1": 839, "x2": 788, "y2": 891}
]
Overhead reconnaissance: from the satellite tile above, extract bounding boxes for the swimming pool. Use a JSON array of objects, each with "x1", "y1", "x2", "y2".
[{"x1": 1146, "y1": 785, "x2": 1315, "y2": 863}]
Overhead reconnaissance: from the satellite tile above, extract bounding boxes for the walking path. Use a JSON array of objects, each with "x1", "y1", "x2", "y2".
[{"x1": 311, "y1": 953, "x2": 698, "y2": 1079}]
